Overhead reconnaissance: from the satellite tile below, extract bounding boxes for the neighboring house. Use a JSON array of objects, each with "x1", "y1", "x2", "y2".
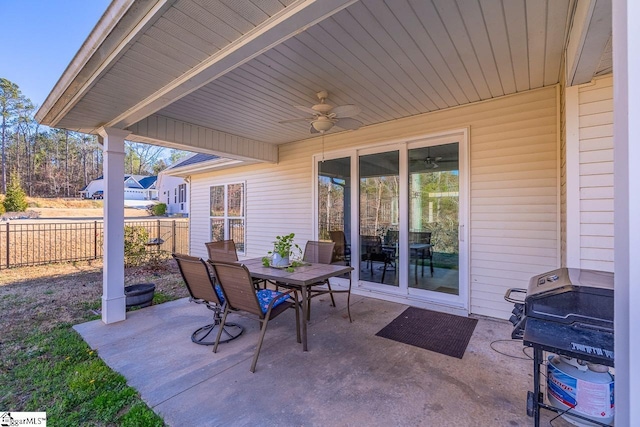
[
  {"x1": 35, "y1": 1, "x2": 640, "y2": 419},
  {"x1": 80, "y1": 175, "x2": 158, "y2": 205},
  {"x1": 156, "y1": 153, "x2": 222, "y2": 216}
]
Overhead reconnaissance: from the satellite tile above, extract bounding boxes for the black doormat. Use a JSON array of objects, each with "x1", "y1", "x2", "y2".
[{"x1": 375, "y1": 307, "x2": 478, "y2": 359}]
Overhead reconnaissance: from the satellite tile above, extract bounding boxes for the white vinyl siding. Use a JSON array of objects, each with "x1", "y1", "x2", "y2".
[
  {"x1": 578, "y1": 75, "x2": 614, "y2": 272},
  {"x1": 189, "y1": 86, "x2": 559, "y2": 320}
]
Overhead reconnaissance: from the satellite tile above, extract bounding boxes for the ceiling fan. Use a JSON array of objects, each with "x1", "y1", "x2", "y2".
[
  {"x1": 423, "y1": 147, "x2": 443, "y2": 169},
  {"x1": 279, "y1": 90, "x2": 362, "y2": 134}
]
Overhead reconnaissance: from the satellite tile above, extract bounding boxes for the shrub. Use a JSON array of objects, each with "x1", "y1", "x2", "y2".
[
  {"x1": 0, "y1": 201, "x2": 5, "y2": 215},
  {"x1": 124, "y1": 226, "x2": 149, "y2": 267},
  {"x1": 4, "y1": 173, "x2": 28, "y2": 212},
  {"x1": 150, "y1": 203, "x2": 167, "y2": 216}
]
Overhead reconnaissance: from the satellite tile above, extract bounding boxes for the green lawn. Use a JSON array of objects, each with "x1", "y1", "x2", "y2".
[{"x1": 0, "y1": 260, "x2": 188, "y2": 426}]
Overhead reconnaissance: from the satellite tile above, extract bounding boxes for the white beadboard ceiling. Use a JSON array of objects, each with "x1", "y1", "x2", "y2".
[{"x1": 39, "y1": 0, "x2": 613, "y2": 154}]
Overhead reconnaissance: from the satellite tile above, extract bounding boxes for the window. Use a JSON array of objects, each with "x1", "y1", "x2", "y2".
[
  {"x1": 210, "y1": 182, "x2": 246, "y2": 253},
  {"x1": 178, "y1": 184, "x2": 186, "y2": 203}
]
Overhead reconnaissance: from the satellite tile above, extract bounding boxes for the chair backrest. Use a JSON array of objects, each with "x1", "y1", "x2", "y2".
[
  {"x1": 303, "y1": 241, "x2": 335, "y2": 264},
  {"x1": 361, "y1": 235, "x2": 382, "y2": 254},
  {"x1": 385, "y1": 230, "x2": 399, "y2": 245},
  {"x1": 173, "y1": 253, "x2": 222, "y2": 305},
  {"x1": 205, "y1": 240, "x2": 239, "y2": 263},
  {"x1": 210, "y1": 261, "x2": 262, "y2": 317},
  {"x1": 409, "y1": 231, "x2": 432, "y2": 245}
]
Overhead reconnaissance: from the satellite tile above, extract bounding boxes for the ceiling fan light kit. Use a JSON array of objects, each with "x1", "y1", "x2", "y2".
[{"x1": 280, "y1": 90, "x2": 363, "y2": 134}]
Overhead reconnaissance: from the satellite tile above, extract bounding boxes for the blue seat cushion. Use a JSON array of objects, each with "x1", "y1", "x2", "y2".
[
  {"x1": 256, "y1": 289, "x2": 290, "y2": 314},
  {"x1": 214, "y1": 284, "x2": 225, "y2": 303}
]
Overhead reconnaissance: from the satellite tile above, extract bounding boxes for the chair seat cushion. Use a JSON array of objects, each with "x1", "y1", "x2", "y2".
[
  {"x1": 256, "y1": 289, "x2": 290, "y2": 314},
  {"x1": 215, "y1": 284, "x2": 225, "y2": 303}
]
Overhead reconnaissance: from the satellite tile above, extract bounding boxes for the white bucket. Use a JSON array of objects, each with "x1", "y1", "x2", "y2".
[{"x1": 546, "y1": 355, "x2": 614, "y2": 426}]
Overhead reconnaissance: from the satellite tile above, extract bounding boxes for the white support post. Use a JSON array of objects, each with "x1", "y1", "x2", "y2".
[
  {"x1": 98, "y1": 127, "x2": 131, "y2": 324},
  {"x1": 613, "y1": 0, "x2": 640, "y2": 425},
  {"x1": 564, "y1": 85, "x2": 581, "y2": 268}
]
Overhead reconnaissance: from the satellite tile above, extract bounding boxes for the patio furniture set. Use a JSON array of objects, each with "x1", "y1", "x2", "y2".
[{"x1": 173, "y1": 239, "x2": 353, "y2": 372}]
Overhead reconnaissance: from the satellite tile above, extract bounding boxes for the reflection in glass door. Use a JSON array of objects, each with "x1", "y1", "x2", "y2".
[
  {"x1": 317, "y1": 157, "x2": 351, "y2": 265},
  {"x1": 408, "y1": 143, "x2": 459, "y2": 294},
  {"x1": 359, "y1": 151, "x2": 399, "y2": 286}
]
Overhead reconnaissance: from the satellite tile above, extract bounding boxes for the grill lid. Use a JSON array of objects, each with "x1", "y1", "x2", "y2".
[{"x1": 525, "y1": 268, "x2": 614, "y2": 329}]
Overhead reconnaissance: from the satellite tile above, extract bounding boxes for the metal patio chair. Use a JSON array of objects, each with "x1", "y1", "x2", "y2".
[
  {"x1": 303, "y1": 241, "x2": 352, "y2": 322},
  {"x1": 210, "y1": 261, "x2": 301, "y2": 373},
  {"x1": 172, "y1": 253, "x2": 244, "y2": 345},
  {"x1": 206, "y1": 239, "x2": 267, "y2": 289}
]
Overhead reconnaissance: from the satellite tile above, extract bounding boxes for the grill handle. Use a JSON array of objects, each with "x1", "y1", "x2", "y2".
[{"x1": 504, "y1": 288, "x2": 527, "y2": 304}]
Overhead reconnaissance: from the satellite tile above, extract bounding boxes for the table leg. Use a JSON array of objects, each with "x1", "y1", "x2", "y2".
[{"x1": 301, "y1": 285, "x2": 308, "y2": 351}]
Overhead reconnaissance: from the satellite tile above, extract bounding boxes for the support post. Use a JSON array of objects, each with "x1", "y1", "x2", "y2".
[
  {"x1": 613, "y1": 0, "x2": 640, "y2": 424},
  {"x1": 98, "y1": 127, "x2": 131, "y2": 324}
]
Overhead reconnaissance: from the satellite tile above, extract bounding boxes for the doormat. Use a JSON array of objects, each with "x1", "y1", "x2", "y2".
[{"x1": 375, "y1": 307, "x2": 478, "y2": 359}]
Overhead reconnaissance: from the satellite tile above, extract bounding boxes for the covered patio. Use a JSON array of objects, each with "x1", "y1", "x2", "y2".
[
  {"x1": 36, "y1": 0, "x2": 639, "y2": 424},
  {"x1": 75, "y1": 292, "x2": 561, "y2": 426}
]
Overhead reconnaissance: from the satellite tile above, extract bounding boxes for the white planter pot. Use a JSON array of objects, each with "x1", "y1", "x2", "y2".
[{"x1": 271, "y1": 253, "x2": 290, "y2": 267}]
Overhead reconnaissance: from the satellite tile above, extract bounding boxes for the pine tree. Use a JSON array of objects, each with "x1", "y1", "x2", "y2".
[{"x1": 4, "y1": 172, "x2": 28, "y2": 212}]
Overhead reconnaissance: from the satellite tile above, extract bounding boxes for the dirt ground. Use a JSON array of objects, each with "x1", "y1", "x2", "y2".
[
  {"x1": 0, "y1": 260, "x2": 188, "y2": 365},
  {"x1": 31, "y1": 207, "x2": 151, "y2": 218}
]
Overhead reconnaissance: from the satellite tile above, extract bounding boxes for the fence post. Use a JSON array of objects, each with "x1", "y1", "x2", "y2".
[
  {"x1": 5, "y1": 222, "x2": 9, "y2": 269},
  {"x1": 94, "y1": 221, "x2": 98, "y2": 260},
  {"x1": 172, "y1": 220, "x2": 176, "y2": 254},
  {"x1": 156, "y1": 219, "x2": 161, "y2": 253}
]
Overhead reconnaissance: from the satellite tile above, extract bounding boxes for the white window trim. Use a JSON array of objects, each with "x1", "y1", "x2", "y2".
[{"x1": 209, "y1": 181, "x2": 246, "y2": 255}]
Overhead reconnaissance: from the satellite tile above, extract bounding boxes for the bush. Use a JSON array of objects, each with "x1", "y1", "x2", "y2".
[
  {"x1": 124, "y1": 226, "x2": 149, "y2": 267},
  {"x1": 0, "y1": 201, "x2": 5, "y2": 215},
  {"x1": 149, "y1": 203, "x2": 167, "y2": 216},
  {"x1": 4, "y1": 173, "x2": 28, "y2": 212}
]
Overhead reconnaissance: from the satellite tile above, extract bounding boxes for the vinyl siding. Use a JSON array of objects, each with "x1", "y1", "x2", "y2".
[
  {"x1": 578, "y1": 75, "x2": 614, "y2": 272},
  {"x1": 189, "y1": 86, "x2": 559, "y2": 320}
]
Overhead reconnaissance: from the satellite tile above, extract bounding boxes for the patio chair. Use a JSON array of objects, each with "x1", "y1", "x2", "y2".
[
  {"x1": 304, "y1": 241, "x2": 352, "y2": 322},
  {"x1": 210, "y1": 261, "x2": 301, "y2": 373},
  {"x1": 205, "y1": 240, "x2": 240, "y2": 263},
  {"x1": 172, "y1": 253, "x2": 244, "y2": 345},
  {"x1": 205, "y1": 239, "x2": 267, "y2": 289},
  {"x1": 329, "y1": 230, "x2": 351, "y2": 265},
  {"x1": 409, "y1": 231, "x2": 434, "y2": 277},
  {"x1": 360, "y1": 235, "x2": 393, "y2": 283}
]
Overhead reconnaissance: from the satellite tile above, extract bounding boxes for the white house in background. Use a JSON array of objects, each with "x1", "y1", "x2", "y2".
[
  {"x1": 80, "y1": 175, "x2": 158, "y2": 206},
  {"x1": 157, "y1": 153, "x2": 239, "y2": 216}
]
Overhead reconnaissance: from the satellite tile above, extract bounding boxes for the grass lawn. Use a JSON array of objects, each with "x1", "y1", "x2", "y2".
[{"x1": 0, "y1": 259, "x2": 188, "y2": 426}]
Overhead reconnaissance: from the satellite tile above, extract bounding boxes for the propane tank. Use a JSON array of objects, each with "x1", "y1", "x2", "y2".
[{"x1": 546, "y1": 355, "x2": 614, "y2": 426}]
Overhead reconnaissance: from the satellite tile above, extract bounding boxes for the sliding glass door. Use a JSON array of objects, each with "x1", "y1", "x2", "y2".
[
  {"x1": 314, "y1": 130, "x2": 468, "y2": 309},
  {"x1": 359, "y1": 151, "x2": 399, "y2": 286},
  {"x1": 408, "y1": 143, "x2": 460, "y2": 295},
  {"x1": 317, "y1": 156, "x2": 351, "y2": 266}
]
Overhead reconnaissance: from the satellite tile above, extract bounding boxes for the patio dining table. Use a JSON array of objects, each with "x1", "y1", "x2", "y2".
[{"x1": 241, "y1": 257, "x2": 353, "y2": 351}]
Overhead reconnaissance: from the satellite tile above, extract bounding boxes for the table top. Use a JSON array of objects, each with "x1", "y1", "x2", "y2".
[{"x1": 241, "y1": 257, "x2": 352, "y2": 287}]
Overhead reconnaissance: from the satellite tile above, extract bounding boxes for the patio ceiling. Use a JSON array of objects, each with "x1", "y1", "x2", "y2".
[{"x1": 37, "y1": 0, "x2": 612, "y2": 161}]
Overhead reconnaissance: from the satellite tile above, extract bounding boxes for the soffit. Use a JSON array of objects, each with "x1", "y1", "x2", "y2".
[{"x1": 51, "y1": 0, "x2": 579, "y2": 146}]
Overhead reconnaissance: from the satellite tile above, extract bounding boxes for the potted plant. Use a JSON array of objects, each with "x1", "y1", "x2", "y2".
[{"x1": 267, "y1": 233, "x2": 301, "y2": 267}]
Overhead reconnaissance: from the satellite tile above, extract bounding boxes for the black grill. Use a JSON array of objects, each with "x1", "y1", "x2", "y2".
[{"x1": 505, "y1": 268, "x2": 614, "y2": 426}]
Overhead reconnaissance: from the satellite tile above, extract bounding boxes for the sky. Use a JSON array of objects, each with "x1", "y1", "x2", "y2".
[{"x1": 1, "y1": 0, "x2": 112, "y2": 109}]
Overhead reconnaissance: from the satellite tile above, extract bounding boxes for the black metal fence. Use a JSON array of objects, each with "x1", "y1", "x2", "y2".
[{"x1": 0, "y1": 219, "x2": 189, "y2": 269}]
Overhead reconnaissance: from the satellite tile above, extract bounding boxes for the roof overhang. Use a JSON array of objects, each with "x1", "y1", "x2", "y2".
[{"x1": 36, "y1": 0, "x2": 612, "y2": 165}]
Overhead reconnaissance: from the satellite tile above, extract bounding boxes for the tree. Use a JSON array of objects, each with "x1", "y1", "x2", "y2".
[
  {"x1": 4, "y1": 172, "x2": 28, "y2": 212},
  {"x1": 0, "y1": 78, "x2": 26, "y2": 193},
  {"x1": 125, "y1": 142, "x2": 164, "y2": 175}
]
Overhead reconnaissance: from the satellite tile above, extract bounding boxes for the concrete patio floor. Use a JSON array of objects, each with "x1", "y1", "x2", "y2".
[{"x1": 74, "y1": 293, "x2": 568, "y2": 426}]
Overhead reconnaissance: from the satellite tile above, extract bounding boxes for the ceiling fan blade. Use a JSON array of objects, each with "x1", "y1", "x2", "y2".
[
  {"x1": 334, "y1": 117, "x2": 362, "y2": 130},
  {"x1": 279, "y1": 117, "x2": 311, "y2": 124},
  {"x1": 331, "y1": 104, "x2": 361, "y2": 118},
  {"x1": 294, "y1": 105, "x2": 319, "y2": 115}
]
